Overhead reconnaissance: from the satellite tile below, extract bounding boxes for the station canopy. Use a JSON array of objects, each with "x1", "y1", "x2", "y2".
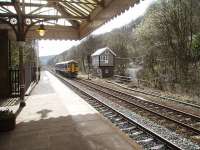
[{"x1": 0, "y1": 0, "x2": 141, "y2": 40}]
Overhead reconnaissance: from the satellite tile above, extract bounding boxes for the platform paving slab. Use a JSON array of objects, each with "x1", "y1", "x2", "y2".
[{"x1": 0, "y1": 71, "x2": 142, "y2": 150}]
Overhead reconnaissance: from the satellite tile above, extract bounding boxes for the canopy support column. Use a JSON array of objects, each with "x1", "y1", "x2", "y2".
[
  {"x1": 18, "y1": 41, "x2": 26, "y2": 107},
  {"x1": 17, "y1": 20, "x2": 25, "y2": 107}
]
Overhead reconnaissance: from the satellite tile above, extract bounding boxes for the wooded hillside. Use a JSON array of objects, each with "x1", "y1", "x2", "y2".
[{"x1": 48, "y1": 0, "x2": 200, "y2": 96}]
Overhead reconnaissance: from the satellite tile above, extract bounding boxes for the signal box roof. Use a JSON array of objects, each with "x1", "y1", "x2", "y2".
[{"x1": 91, "y1": 47, "x2": 116, "y2": 56}]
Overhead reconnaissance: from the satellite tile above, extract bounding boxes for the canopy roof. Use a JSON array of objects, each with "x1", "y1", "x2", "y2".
[{"x1": 0, "y1": 0, "x2": 141, "y2": 40}]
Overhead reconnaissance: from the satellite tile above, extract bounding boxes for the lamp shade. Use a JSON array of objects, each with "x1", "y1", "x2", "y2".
[{"x1": 37, "y1": 24, "x2": 46, "y2": 37}]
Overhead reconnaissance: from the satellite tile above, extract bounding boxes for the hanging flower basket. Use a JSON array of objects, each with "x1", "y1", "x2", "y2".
[{"x1": 0, "y1": 110, "x2": 16, "y2": 132}]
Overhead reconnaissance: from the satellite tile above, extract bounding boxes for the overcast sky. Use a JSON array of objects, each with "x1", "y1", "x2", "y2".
[{"x1": 38, "y1": 0, "x2": 156, "y2": 57}]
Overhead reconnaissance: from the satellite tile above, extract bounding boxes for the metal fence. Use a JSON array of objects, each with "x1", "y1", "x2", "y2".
[
  {"x1": 24, "y1": 64, "x2": 36, "y2": 93},
  {"x1": 9, "y1": 65, "x2": 37, "y2": 97},
  {"x1": 9, "y1": 67, "x2": 20, "y2": 96}
]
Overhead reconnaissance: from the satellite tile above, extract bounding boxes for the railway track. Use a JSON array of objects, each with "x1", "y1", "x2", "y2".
[
  {"x1": 52, "y1": 72, "x2": 200, "y2": 150},
  {"x1": 74, "y1": 79, "x2": 200, "y2": 140},
  {"x1": 106, "y1": 80, "x2": 200, "y2": 109}
]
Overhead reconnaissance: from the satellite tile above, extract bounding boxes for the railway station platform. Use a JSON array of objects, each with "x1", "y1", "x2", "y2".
[{"x1": 0, "y1": 71, "x2": 141, "y2": 150}]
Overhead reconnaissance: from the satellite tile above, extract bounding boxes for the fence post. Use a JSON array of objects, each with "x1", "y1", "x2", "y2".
[{"x1": 137, "y1": 79, "x2": 140, "y2": 88}]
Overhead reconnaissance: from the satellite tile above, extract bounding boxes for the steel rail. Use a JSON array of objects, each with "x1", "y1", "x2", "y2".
[
  {"x1": 76, "y1": 79, "x2": 200, "y2": 135},
  {"x1": 84, "y1": 79, "x2": 200, "y2": 118},
  {"x1": 53, "y1": 72, "x2": 183, "y2": 150},
  {"x1": 106, "y1": 80, "x2": 200, "y2": 109}
]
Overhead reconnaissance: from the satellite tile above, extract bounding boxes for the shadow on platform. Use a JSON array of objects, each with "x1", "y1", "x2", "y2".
[
  {"x1": 0, "y1": 114, "x2": 92, "y2": 150},
  {"x1": 0, "y1": 112, "x2": 139, "y2": 150}
]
